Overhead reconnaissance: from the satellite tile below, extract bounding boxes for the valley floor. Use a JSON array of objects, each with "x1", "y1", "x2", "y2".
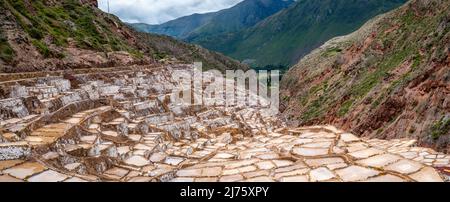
[{"x1": 0, "y1": 65, "x2": 449, "y2": 182}]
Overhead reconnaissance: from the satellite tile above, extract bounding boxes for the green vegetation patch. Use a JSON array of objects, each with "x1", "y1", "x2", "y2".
[
  {"x1": 301, "y1": 80, "x2": 330, "y2": 122},
  {"x1": 6, "y1": 0, "x2": 141, "y2": 59},
  {"x1": 0, "y1": 30, "x2": 15, "y2": 63},
  {"x1": 301, "y1": 95, "x2": 327, "y2": 123},
  {"x1": 431, "y1": 117, "x2": 450, "y2": 140},
  {"x1": 350, "y1": 45, "x2": 412, "y2": 99},
  {"x1": 153, "y1": 52, "x2": 168, "y2": 60},
  {"x1": 338, "y1": 99, "x2": 353, "y2": 117},
  {"x1": 31, "y1": 40, "x2": 51, "y2": 58},
  {"x1": 299, "y1": 93, "x2": 309, "y2": 106},
  {"x1": 322, "y1": 47, "x2": 343, "y2": 57}
]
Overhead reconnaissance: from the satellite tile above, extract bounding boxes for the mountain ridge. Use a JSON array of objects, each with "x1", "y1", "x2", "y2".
[
  {"x1": 131, "y1": 12, "x2": 217, "y2": 39},
  {"x1": 214, "y1": 0, "x2": 408, "y2": 67},
  {"x1": 0, "y1": 0, "x2": 247, "y2": 73},
  {"x1": 131, "y1": 0, "x2": 407, "y2": 68},
  {"x1": 130, "y1": 0, "x2": 294, "y2": 42}
]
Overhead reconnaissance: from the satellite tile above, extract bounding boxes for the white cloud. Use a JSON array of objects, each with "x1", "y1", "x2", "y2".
[{"x1": 98, "y1": 0, "x2": 244, "y2": 25}]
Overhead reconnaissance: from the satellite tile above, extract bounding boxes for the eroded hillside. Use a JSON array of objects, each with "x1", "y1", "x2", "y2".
[
  {"x1": 281, "y1": 0, "x2": 450, "y2": 152},
  {"x1": 0, "y1": 0, "x2": 247, "y2": 73}
]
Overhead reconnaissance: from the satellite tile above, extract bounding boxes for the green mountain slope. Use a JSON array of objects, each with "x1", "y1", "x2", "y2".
[
  {"x1": 216, "y1": 0, "x2": 407, "y2": 67},
  {"x1": 130, "y1": 12, "x2": 216, "y2": 39},
  {"x1": 131, "y1": 0, "x2": 294, "y2": 40},
  {"x1": 0, "y1": 0, "x2": 247, "y2": 72},
  {"x1": 280, "y1": 0, "x2": 450, "y2": 151}
]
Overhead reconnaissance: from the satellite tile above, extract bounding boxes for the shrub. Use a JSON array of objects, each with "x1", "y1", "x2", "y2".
[
  {"x1": 431, "y1": 117, "x2": 450, "y2": 140},
  {"x1": 0, "y1": 32, "x2": 15, "y2": 62},
  {"x1": 28, "y1": 27, "x2": 44, "y2": 40},
  {"x1": 32, "y1": 40, "x2": 50, "y2": 57},
  {"x1": 338, "y1": 100, "x2": 353, "y2": 117}
]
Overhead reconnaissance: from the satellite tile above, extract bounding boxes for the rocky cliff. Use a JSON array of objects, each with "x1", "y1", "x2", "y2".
[{"x1": 281, "y1": 0, "x2": 450, "y2": 152}]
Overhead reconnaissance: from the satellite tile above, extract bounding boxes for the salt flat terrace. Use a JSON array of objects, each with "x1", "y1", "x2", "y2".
[{"x1": 0, "y1": 65, "x2": 449, "y2": 182}]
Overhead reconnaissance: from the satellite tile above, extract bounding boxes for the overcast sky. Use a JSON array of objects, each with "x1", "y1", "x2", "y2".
[{"x1": 98, "y1": 0, "x2": 244, "y2": 25}]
